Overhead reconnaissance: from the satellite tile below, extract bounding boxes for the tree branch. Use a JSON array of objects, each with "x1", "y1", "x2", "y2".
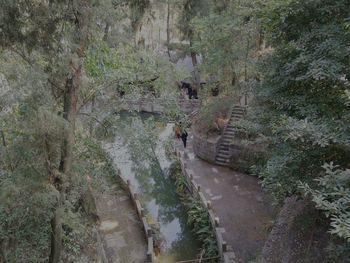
[{"x1": 77, "y1": 112, "x2": 109, "y2": 132}]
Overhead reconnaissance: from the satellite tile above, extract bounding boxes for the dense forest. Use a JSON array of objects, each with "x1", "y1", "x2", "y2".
[{"x1": 0, "y1": 0, "x2": 349, "y2": 262}]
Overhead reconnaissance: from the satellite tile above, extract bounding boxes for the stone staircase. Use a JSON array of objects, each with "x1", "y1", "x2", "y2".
[
  {"x1": 179, "y1": 98, "x2": 201, "y2": 114},
  {"x1": 215, "y1": 105, "x2": 245, "y2": 166}
]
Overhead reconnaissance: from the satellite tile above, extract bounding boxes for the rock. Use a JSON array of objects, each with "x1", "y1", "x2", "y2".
[{"x1": 260, "y1": 196, "x2": 330, "y2": 263}]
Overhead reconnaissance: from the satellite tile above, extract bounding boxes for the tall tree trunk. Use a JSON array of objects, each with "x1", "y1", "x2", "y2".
[
  {"x1": 50, "y1": 68, "x2": 81, "y2": 263},
  {"x1": 190, "y1": 40, "x2": 200, "y2": 91},
  {"x1": 256, "y1": 29, "x2": 263, "y2": 51},
  {"x1": 49, "y1": 2, "x2": 90, "y2": 262},
  {"x1": 48, "y1": 196, "x2": 63, "y2": 263},
  {"x1": 89, "y1": 95, "x2": 95, "y2": 135},
  {"x1": 166, "y1": 0, "x2": 171, "y2": 58},
  {"x1": 190, "y1": 46, "x2": 198, "y2": 67},
  {"x1": 103, "y1": 22, "x2": 110, "y2": 42},
  {"x1": 0, "y1": 130, "x2": 6, "y2": 147},
  {"x1": 42, "y1": 129, "x2": 63, "y2": 263},
  {"x1": 59, "y1": 73, "x2": 79, "y2": 174},
  {"x1": 244, "y1": 37, "x2": 250, "y2": 82},
  {"x1": 244, "y1": 37, "x2": 250, "y2": 106},
  {"x1": 231, "y1": 72, "x2": 237, "y2": 86}
]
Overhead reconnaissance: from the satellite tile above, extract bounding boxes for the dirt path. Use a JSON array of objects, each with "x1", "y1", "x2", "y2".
[
  {"x1": 96, "y1": 180, "x2": 147, "y2": 263},
  {"x1": 177, "y1": 131, "x2": 275, "y2": 262}
]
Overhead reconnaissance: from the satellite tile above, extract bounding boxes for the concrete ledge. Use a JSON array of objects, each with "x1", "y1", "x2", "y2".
[
  {"x1": 135, "y1": 200, "x2": 143, "y2": 218},
  {"x1": 147, "y1": 237, "x2": 155, "y2": 262},
  {"x1": 208, "y1": 209, "x2": 219, "y2": 227},
  {"x1": 199, "y1": 192, "x2": 208, "y2": 207},
  {"x1": 124, "y1": 180, "x2": 156, "y2": 262},
  {"x1": 142, "y1": 217, "x2": 151, "y2": 236},
  {"x1": 215, "y1": 227, "x2": 227, "y2": 254}
]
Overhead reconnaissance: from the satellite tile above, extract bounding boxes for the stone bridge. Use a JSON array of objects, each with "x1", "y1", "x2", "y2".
[{"x1": 119, "y1": 97, "x2": 200, "y2": 114}]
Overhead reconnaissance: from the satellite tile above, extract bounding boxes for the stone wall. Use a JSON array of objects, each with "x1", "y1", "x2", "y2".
[
  {"x1": 192, "y1": 128, "x2": 220, "y2": 163},
  {"x1": 260, "y1": 196, "x2": 329, "y2": 263},
  {"x1": 191, "y1": 128, "x2": 266, "y2": 172},
  {"x1": 228, "y1": 139, "x2": 267, "y2": 173},
  {"x1": 124, "y1": 180, "x2": 156, "y2": 263}
]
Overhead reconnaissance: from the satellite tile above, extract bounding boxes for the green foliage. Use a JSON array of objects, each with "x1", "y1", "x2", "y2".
[
  {"x1": 0, "y1": 0, "x2": 64, "y2": 50},
  {"x1": 177, "y1": 0, "x2": 210, "y2": 41},
  {"x1": 175, "y1": 173, "x2": 188, "y2": 195},
  {"x1": 84, "y1": 41, "x2": 184, "y2": 102},
  {"x1": 248, "y1": 0, "x2": 350, "y2": 256},
  {"x1": 0, "y1": 72, "x2": 115, "y2": 262},
  {"x1": 191, "y1": 5, "x2": 255, "y2": 87},
  {"x1": 223, "y1": 114, "x2": 269, "y2": 176},
  {"x1": 0, "y1": 108, "x2": 62, "y2": 261},
  {"x1": 170, "y1": 161, "x2": 218, "y2": 258},
  {"x1": 193, "y1": 97, "x2": 232, "y2": 137},
  {"x1": 85, "y1": 40, "x2": 121, "y2": 78},
  {"x1": 254, "y1": 0, "x2": 350, "y2": 198},
  {"x1": 302, "y1": 164, "x2": 350, "y2": 242},
  {"x1": 326, "y1": 241, "x2": 350, "y2": 263},
  {"x1": 0, "y1": 0, "x2": 184, "y2": 261},
  {"x1": 184, "y1": 196, "x2": 218, "y2": 257},
  {"x1": 191, "y1": 1, "x2": 257, "y2": 89},
  {"x1": 115, "y1": 0, "x2": 150, "y2": 31},
  {"x1": 164, "y1": 138, "x2": 176, "y2": 158},
  {"x1": 0, "y1": 188, "x2": 56, "y2": 262},
  {"x1": 75, "y1": 135, "x2": 117, "y2": 181}
]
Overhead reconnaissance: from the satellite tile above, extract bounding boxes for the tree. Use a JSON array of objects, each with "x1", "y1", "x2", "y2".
[
  {"x1": 114, "y1": 0, "x2": 151, "y2": 46},
  {"x1": 191, "y1": 1, "x2": 258, "y2": 93},
  {"x1": 251, "y1": 0, "x2": 350, "y2": 257},
  {"x1": 176, "y1": 0, "x2": 211, "y2": 89},
  {"x1": 167, "y1": 0, "x2": 171, "y2": 58},
  {"x1": 0, "y1": 1, "x2": 107, "y2": 261},
  {"x1": 0, "y1": 50, "x2": 62, "y2": 262}
]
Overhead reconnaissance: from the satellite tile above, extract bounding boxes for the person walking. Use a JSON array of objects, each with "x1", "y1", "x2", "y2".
[
  {"x1": 181, "y1": 128, "x2": 188, "y2": 148},
  {"x1": 187, "y1": 84, "x2": 193, "y2": 99},
  {"x1": 175, "y1": 122, "x2": 181, "y2": 139}
]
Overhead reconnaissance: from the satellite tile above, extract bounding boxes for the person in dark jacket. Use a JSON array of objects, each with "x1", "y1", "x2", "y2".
[
  {"x1": 187, "y1": 84, "x2": 193, "y2": 99},
  {"x1": 181, "y1": 129, "x2": 188, "y2": 148}
]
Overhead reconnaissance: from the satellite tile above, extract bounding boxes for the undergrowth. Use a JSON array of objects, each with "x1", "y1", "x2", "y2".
[{"x1": 170, "y1": 161, "x2": 219, "y2": 259}]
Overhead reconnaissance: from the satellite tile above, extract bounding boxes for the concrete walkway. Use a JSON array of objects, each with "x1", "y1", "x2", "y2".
[
  {"x1": 177, "y1": 131, "x2": 275, "y2": 262},
  {"x1": 96, "y1": 179, "x2": 147, "y2": 263}
]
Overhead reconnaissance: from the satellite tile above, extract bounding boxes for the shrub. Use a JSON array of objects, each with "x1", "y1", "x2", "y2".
[
  {"x1": 193, "y1": 97, "x2": 232, "y2": 137},
  {"x1": 301, "y1": 163, "x2": 350, "y2": 260}
]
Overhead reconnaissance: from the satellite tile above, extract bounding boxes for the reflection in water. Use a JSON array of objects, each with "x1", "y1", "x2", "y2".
[{"x1": 103, "y1": 113, "x2": 200, "y2": 262}]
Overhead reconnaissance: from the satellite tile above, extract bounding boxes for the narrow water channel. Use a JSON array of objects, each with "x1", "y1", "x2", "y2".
[{"x1": 103, "y1": 112, "x2": 201, "y2": 262}]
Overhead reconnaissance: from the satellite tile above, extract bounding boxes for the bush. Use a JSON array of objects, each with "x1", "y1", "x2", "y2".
[
  {"x1": 301, "y1": 163, "x2": 350, "y2": 261},
  {"x1": 301, "y1": 163, "x2": 350, "y2": 241},
  {"x1": 169, "y1": 161, "x2": 219, "y2": 259},
  {"x1": 193, "y1": 97, "x2": 232, "y2": 137}
]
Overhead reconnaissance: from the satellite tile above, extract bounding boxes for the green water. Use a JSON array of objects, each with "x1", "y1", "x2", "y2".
[{"x1": 103, "y1": 112, "x2": 201, "y2": 262}]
